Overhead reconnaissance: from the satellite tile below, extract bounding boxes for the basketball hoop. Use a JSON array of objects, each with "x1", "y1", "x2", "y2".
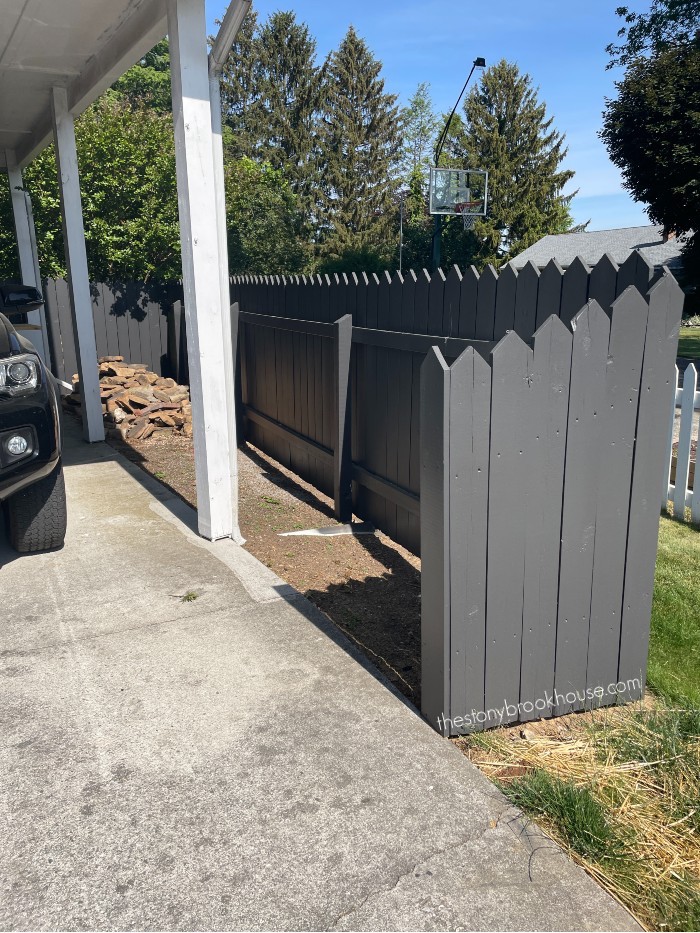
[{"x1": 454, "y1": 200, "x2": 483, "y2": 231}]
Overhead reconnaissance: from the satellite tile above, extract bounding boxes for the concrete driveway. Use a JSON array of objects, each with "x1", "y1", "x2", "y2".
[{"x1": 0, "y1": 419, "x2": 638, "y2": 931}]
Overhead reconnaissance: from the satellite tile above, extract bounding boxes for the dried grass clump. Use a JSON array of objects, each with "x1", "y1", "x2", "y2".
[{"x1": 458, "y1": 704, "x2": 700, "y2": 931}]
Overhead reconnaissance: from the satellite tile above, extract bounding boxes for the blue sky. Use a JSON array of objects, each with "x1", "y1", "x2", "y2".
[{"x1": 208, "y1": 0, "x2": 651, "y2": 231}]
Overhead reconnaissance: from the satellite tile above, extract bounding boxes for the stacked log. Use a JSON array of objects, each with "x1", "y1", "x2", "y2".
[{"x1": 64, "y1": 356, "x2": 193, "y2": 441}]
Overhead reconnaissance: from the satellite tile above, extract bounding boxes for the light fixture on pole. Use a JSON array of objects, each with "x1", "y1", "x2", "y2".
[{"x1": 208, "y1": 0, "x2": 251, "y2": 543}]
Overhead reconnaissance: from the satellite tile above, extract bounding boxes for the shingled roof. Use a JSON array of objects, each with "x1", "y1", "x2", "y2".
[{"x1": 511, "y1": 224, "x2": 685, "y2": 273}]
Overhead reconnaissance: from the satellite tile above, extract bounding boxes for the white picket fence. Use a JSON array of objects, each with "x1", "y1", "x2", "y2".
[{"x1": 663, "y1": 362, "x2": 699, "y2": 524}]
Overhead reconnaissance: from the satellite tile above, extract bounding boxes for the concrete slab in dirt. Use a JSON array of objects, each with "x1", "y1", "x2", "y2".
[{"x1": 0, "y1": 420, "x2": 639, "y2": 931}]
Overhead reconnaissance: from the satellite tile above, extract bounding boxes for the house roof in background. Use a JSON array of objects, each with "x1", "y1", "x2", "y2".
[{"x1": 511, "y1": 225, "x2": 686, "y2": 273}]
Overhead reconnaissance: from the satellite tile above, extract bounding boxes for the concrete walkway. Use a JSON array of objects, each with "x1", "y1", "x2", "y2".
[{"x1": 0, "y1": 420, "x2": 638, "y2": 931}]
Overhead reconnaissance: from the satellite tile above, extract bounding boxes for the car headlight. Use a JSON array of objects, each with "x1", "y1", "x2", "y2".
[{"x1": 0, "y1": 354, "x2": 40, "y2": 396}]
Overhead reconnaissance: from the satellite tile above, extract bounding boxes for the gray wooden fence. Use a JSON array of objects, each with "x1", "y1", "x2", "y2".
[
  {"x1": 232, "y1": 255, "x2": 682, "y2": 734},
  {"x1": 43, "y1": 255, "x2": 682, "y2": 735},
  {"x1": 43, "y1": 278, "x2": 182, "y2": 383},
  {"x1": 232, "y1": 252, "x2": 657, "y2": 555},
  {"x1": 421, "y1": 274, "x2": 684, "y2": 734}
]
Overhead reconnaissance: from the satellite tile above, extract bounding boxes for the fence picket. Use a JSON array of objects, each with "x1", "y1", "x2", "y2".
[
  {"x1": 560, "y1": 256, "x2": 590, "y2": 325},
  {"x1": 536, "y1": 258, "x2": 564, "y2": 329},
  {"x1": 513, "y1": 261, "x2": 539, "y2": 341},
  {"x1": 674, "y1": 363, "x2": 697, "y2": 518},
  {"x1": 619, "y1": 274, "x2": 685, "y2": 690},
  {"x1": 554, "y1": 300, "x2": 610, "y2": 713},
  {"x1": 428, "y1": 267, "x2": 446, "y2": 334},
  {"x1": 662, "y1": 365, "x2": 679, "y2": 508},
  {"x1": 588, "y1": 253, "x2": 618, "y2": 316},
  {"x1": 493, "y1": 263, "x2": 517, "y2": 340},
  {"x1": 475, "y1": 264, "x2": 498, "y2": 340},
  {"x1": 401, "y1": 269, "x2": 417, "y2": 332},
  {"x1": 617, "y1": 250, "x2": 654, "y2": 297},
  {"x1": 420, "y1": 347, "x2": 451, "y2": 733},
  {"x1": 443, "y1": 265, "x2": 462, "y2": 337},
  {"x1": 413, "y1": 269, "x2": 430, "y2": 334},
  {"x1": 91, "y1": 285, "x2": 108, "y2": 360},
  {"x1": 458, "y1": 266, "x2": 479, "y2": 338},
  {"x1": 449, "y1": 347, "x2": 491, "y2": 731},
  {"x1": 587, "y1": 288, "x2": 650, "y2": 696},
  {"x1": 485, "y1": 331, "x2": 534, "y2": 726},
  {"x1": 519, "y1": 316, "x2": 573, "y2": 719}
]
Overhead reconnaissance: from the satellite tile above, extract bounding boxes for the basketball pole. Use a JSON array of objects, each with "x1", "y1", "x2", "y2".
[{"x1": 431, "y1": 56, "x2": 485, "y2": 272}]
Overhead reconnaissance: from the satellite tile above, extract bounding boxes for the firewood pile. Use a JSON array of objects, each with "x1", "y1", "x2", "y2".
[{"x1": 64, "y1": 356, "x2": 192, "y2": 441}]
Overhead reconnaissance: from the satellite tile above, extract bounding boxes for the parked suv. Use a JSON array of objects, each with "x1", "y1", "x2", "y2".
[{"x1": 0, "y1": 283, "x2": 66, "y2": 552}]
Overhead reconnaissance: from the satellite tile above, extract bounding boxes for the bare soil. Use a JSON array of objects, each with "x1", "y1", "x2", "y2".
[{"x1": 103, "y1": 427, "x2": 423, "y2": 704}]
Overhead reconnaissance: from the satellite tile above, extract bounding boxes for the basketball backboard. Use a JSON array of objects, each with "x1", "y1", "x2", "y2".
[{"x1": 429, "y1": 167, "x2": 488, "y2": 217}]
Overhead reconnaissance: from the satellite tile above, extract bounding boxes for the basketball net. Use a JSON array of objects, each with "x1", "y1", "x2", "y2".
[{"x1": 454, "y1": 200, "x2": 481, "y2": 231}]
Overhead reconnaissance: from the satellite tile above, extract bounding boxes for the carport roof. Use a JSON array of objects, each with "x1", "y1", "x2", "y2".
[{"x1": 0, "y1": 0, "x2": 167, "y2": 169}]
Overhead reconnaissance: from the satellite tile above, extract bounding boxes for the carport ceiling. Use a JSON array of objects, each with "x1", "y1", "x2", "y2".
[{"x1": 0, "y1": 0, "x2": 167, "y2": 169}]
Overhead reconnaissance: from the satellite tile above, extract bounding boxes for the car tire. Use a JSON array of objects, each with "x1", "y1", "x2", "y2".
[{"x1": 6, "y1": 464, "x2": 67, "y2": 553}]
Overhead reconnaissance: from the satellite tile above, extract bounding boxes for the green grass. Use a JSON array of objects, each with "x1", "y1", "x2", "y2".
[
  {"x1": 503, "y1": 770, "x2": 632, "y2": 863},
  {"x1": 678, "y1": 327, "x2": 700, "y2": 360},
  {"x1": 647, "y1": 517, "x2": 700, "y2": 709}
]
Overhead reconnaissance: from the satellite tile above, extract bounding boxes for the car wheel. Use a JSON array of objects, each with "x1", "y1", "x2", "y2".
[{"x1": 6, "y1": 464, "x2": 67, "y2": 553}]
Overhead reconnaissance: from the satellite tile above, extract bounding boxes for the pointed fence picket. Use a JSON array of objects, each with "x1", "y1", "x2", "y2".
[{"x1": 664, "y1": 362, "x2": 699, "y2": 524}]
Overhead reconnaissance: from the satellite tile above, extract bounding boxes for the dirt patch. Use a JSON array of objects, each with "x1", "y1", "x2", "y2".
[{"x1": 103, "y1": 426, "x2": 422, "y2": 704}]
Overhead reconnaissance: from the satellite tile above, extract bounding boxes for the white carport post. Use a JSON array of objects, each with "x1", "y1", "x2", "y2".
[
  {"x1": 5, "y1": 150, "x2": 50, "y2": 364},
  {"x1": 209, "y1": 0, "x2": 251, "y2": 545},
  {"x1": 50, "y1": 87, "x2": 104, "y2": 443},
  {"x1": 167, "y1": 0, "x2": 234, "y2": 541}
]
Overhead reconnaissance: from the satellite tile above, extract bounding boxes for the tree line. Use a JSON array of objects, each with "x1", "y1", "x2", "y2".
[{"x1": 1, "y1": 4, "x2": 623, "y2": 283}]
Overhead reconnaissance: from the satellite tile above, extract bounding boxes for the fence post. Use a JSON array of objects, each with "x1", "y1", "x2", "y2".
[
  {"x1": 167, "y1": 299, "x2": 188, "y2": 383},
  {"x1": 420, "y1": 347, "x2": 451, "y2": 735},
  {"x1": 333, "y1": 313, "x2": 353, "y2": 521},
  {"x1": 231, "y1": 300, "x2": 245, "y2": 446}
]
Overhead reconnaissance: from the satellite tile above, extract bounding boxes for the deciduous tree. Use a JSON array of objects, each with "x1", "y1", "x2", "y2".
[
  {"x1": 225, "y1": 157, "x2": 309, "y2": 273},
  {"x1": 601, "y1": 38, "x2": 700, "y2": 258},
  {"x1": 606, "y1": 0, "x2": 700, "y2": 68}
]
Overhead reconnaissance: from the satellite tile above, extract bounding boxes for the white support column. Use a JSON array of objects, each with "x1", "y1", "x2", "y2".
[
  {"x1": 5, "y1": 150, "x2": 49, "y2": 364},
  {"x1": 167, "y1": 0, "x2": 234, "y2": 541},
  {"x1": 210, "y1": 69, "x2": 243, "y2": 543},
  {"x1": 50, "y1": 87, "x2": 104, "y2": 443}
]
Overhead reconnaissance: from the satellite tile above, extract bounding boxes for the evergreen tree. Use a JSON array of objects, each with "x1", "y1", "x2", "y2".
[
  {"x1": 399, "y1": 82, "x2": 440, "y2": 182},
  {"x1": 219, "y1": 8, "x2": 260, "y2": 160},
  {"x1": 317, "y1": 26, "x2": 401, "y2": 270},
  {"x1": 249, "y1": 14, "x2": 325, "y2": 192},
  {"x1": 443, "y1": 61, "x2": 576, "y2": 267}
]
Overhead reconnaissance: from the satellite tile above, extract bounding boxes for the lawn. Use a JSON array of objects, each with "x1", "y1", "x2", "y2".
[
  {"x1": 678, "y1": 326, "x2": 700, "y2": 360},
  {"x1": 647, "y1": 516, "x2": 700, "y2": 709}
]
